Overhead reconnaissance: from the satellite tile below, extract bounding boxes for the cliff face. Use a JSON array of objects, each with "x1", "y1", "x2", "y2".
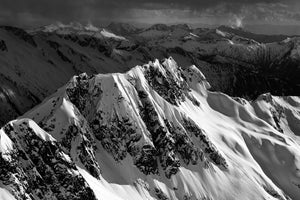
[{"x1": 1, "y1": 58, "x2": 300, "y2": 200}]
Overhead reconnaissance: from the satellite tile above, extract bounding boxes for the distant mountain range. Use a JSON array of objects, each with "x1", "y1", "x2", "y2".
[
  {"x1": 245, "y1": 24, "x2": 300, "y2": 36},
  {"x1": 0, "y1": 22, "x2": 299, "y2": 126}
]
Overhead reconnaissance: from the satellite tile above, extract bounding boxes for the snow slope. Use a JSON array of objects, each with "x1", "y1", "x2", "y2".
[
  {"x1": 31, "y1": 22, "x2": 127, "y2": 40},
  {"x1": 1, "y1": 57, "x2": 300, "y2": 200},
  {"x1": 1, "y1": 22, "x2": 300, "y2": 127},
  {"x1": 0, "y1": 24, "x2": 153, "y2": 125}
]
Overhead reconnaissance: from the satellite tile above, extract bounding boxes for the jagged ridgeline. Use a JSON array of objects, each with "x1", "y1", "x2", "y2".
[
  {"x1": 1, "y1": 23, "x2": 300, "y2": 128},
  {"x1": 1, "y1": 58, "x2": 300, "y2": 200}
]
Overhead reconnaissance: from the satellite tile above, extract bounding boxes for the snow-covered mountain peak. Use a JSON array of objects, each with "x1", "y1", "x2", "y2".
[
  {"x1": 1, "y1": 57, "x2": 300, "y2": 199},
  {"x1": 22, "y1": 57, "x2": 225, "y2": 179},
  {"x1": 32, "y1": 21, "x2": 86, "y2": 33},
  {"x1": 29, "y1": 22, "x2": 126, "y2": 40},
  {"x1": 2, "y1": 18, "x2": 300, "y2": 199},
  {"x1": 85, "y1": 23, "x2": 100, "y2": 32}
]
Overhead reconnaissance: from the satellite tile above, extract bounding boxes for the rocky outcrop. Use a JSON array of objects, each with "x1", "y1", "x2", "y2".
[
  {"x1": 0, "y1": 120, "x2": 97, "y2": 200},
  {"x1": 0, "y1": 39, "x2": 7, "y2": 51}
]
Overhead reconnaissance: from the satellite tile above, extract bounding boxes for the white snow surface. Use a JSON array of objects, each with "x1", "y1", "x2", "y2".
[
  {"x1": 31, "y1": 22, "x2": 127, "y2": 40},
  {"x1": 1, "y1": 57, "x2": 300, "y2": 200}
]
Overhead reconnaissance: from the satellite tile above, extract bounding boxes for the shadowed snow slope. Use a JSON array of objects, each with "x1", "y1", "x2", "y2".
[{"x1": 1, "y1": 57, "x2": 300, "y2": 200}]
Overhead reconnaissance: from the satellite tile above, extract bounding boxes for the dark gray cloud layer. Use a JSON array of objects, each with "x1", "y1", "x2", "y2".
[{"x1": 0, "y1": 0, "x2": 299, "y2": 28}]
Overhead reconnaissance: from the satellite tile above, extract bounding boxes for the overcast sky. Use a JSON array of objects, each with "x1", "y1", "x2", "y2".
[{"x1": 1, "y1": 0, "x2": 300, "y2": 31}]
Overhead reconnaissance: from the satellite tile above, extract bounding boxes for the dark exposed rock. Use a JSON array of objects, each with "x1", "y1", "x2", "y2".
[
  {"x1": 137, "y1": 89, "x2": 180, "y2": 177},
  {"x1": 143, "y1": 59, "x2": 189, "y2": 106},
  {"x1": 0, "y1": 40, "x2": 7, "y2": 51},
  {"x1": 182, "y1": 118, "x2": 228, "y2": 169},
  {"x1": 92, "y1": 113, "x2": 141, "y2": 162},
  {"x1": 64, "y1": 123, "x2": 101, "y2": 179},
  {"x1": 1, "y1": 121, "x2": 97, "y2": 200},
  {"x1": 259, "y1": 93, "x2": 285, "y2": 133},
  {"x1": 154, "y1": 187, "x2": 170, "y2": 200},
  {"x1": 165, "y1": 119, "x2": 202, "y2": 165},
  {"x1": 1, "y1": 26, "x2": 37, "y2": 47},
  {"x1": 47, "y1": 40, "x2": 61, "y2": 50},
  {"x1": 66, "y1": 73, "x2": 90, "y2": 112},
  {"x1": 59, "y1": 34, "x2": 112, "y2": 55},
  {"x1": 263, "y1": 185, "x2": 292, "y2": 200}
]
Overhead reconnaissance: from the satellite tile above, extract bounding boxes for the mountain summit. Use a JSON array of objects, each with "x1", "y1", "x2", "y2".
[
  {"x1": 1, "y1": 57, "x2": 300, "y2": 200},
  {"x1": 30, "y1": 22, "x2": 126, "y2": 40}
]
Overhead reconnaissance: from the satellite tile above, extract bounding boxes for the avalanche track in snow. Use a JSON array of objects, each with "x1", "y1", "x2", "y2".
[{"x1": 1, "y1": 57, "x2": 300, "y2": 200}]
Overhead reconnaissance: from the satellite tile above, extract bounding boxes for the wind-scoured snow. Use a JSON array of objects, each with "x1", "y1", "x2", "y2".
[
  {"x1": 0, "y1": 57, "x2": 300, "y2": 200},
  {"x1": 30, "y1": 22, "x2": 127, "y2": 40}
]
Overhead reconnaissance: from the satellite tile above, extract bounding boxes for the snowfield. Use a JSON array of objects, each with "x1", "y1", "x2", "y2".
[{"x1": 0, "y1": 57, "x2": 300, "y2": 200}]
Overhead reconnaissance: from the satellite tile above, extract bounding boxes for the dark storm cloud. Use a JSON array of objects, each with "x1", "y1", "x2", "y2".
[{"x1": 0, "y1": 0, "x2": 299, "y2": 27}]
